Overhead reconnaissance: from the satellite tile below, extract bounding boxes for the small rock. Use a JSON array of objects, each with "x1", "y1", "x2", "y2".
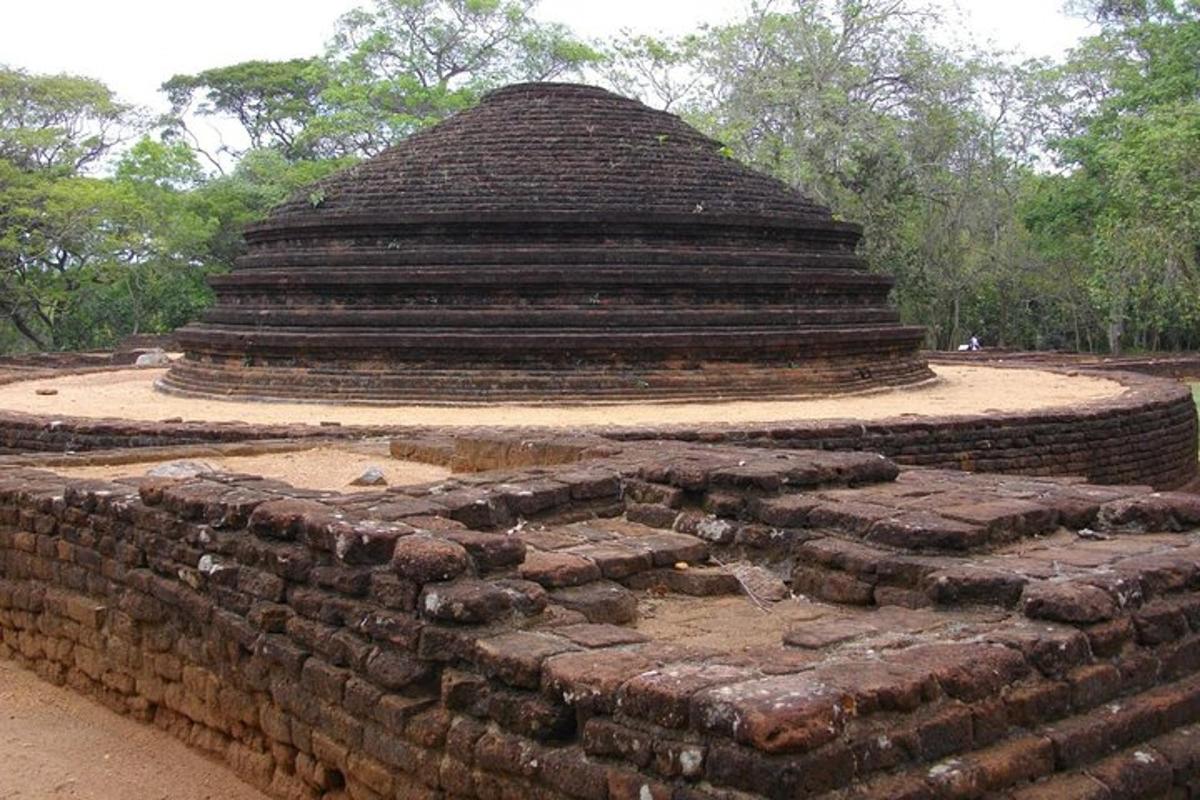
[
  {"x1": 1076, "y1": 528, "x2": 1110, "y2": 541},
  {"x1": 144, "y1": 460, "x2": 217, "y2": 479},
  {"x1": 35, "y1": 388, "x2": 58, "y2": 396},
  {"x1": 350, "y1": 465, "x2": 388, "y2": 486},
  {"x1": 728, "y1": 562, "x2": 790, "y2": 603},
  {"x1": 134, "y1": 348, "x2": 171, "y2": 367}
]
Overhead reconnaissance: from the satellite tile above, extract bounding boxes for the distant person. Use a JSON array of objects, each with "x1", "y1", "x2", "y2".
[{"x1": 969, "y1": 334, "x2": 981, "y2": 351}]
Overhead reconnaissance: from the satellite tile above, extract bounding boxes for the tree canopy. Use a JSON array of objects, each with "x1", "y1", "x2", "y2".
[{"x1": 1, "y1": 0, "x2": 1198, "y2": 355}]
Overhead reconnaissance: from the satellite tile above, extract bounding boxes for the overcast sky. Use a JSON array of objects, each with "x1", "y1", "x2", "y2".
[{"x1": 3, "y1": 0, "x2": 1093, "y2": 111}]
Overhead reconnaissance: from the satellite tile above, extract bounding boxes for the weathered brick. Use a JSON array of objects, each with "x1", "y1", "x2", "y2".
[
  {"x1": 418, "y1": 579, "x2": 513, "y2": 624},
  {"x1": 543, "y1": 649, "x2": 658, "y2": 715},
  {"x1": 519, "y1": 551, "x2": 602, "y2": 589},
  {"x1": 1024, "y1": 581, "x2": 1119, "y2": 624},
  {"x1": 692, "y1": 674, "x2": 850, "y2": 754},
  {"x1": 475, "y1": 631, "x2": 579, "y2": 688},
  {"x1": 392, "y1": 535, "x2": 469, "y2": 583}
]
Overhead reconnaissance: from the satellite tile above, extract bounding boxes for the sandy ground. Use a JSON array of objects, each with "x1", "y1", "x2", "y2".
[
  {"x1": 0, "y1": 660, "x2": 267, "y2": 800},
  {"x1": 51, "y1": 444, "x2": 450, "y2": 491},
  {"x1": 638, "y1": 593, "x2": 825, "y2": 651},
  {"x1": 0, "y1": 365, "x2": 1123, "y2": 428},
  {"x1": 636, "y1": 593, "x2": 1006, "y2": 653}
]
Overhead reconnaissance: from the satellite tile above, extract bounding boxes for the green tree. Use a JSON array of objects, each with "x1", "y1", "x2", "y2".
[
  {"x1": 317, "y1": 0, "x2": 600, "y2": 155},
  {"x1": 0, "y1": 66, "x2": 143, "y2": 349},
  {"x1": 0, "y1": 65, "x2": 136, "y2": 173},
  {"x1": 165, "y1": 0, "x2": 601, "y2": 162},
  {"x1": 659, "y1": 0, "x2": 1047, "y2": 348},
  {"x1": 162, "y1": 58, "x2": 332, "y2": 161},
  {"x1": 1026, "y1": 0, "x2": 1200, "y2": 352},
  {"x1": 600, "y1": 33, "x2": 704, "y2": 111}
]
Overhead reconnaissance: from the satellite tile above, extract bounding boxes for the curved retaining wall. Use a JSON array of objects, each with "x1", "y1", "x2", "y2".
[
  {"x1": 929, "y1": 350, "x2": 1200, "y2": 380},
  {"x1": 0, "y1": 410, "x2": 401, "y2": 456},
  {"x1": 1, "y1": 369, "x2": 1196, "y2": 489},
  {"x1": 603, "y1": 369, "x2": 1199, "y2": 490}
]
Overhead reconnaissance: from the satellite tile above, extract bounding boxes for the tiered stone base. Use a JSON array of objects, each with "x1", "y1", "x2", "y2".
[
  {"x1": 164, "y1": 219, "x2": 932, "y2": 403},
  {"x1": 4, "y1": 434, "x2": 1200, "y2": 799},
  {"x1": 159, "y1": 349, "x2": 932, "y2": 404}
]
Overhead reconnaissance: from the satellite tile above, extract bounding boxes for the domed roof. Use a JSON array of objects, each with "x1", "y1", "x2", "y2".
[
  {"x1": 265, "y1": 82, "x2": 830, "y2": 225},
  {"x1": 164, "y1": 81, "x2": 929, "y2": 404}
]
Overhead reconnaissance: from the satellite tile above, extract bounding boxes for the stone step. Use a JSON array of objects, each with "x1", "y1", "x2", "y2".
[
  {"x1": 201, "y1": 306, "x2": 903, "y2": 329},
  {"x1": 158, "y1": 357, "x2": 930, "y2": 404},
  {"x1": 230, "y1": 249, "x2": 868, "y2": 270},
  {"x1": 806, "y1": 672, "x2": 1200, "y2": 799},
  {"x1": 1009, "y1": 727, "x2": 1200, "y2": 799},
  {"x1": 516, "y1": 521, "x2": 712, "y2": 592}
]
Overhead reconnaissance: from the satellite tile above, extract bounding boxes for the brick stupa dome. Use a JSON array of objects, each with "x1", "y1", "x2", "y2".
[{"x1": 162, "y1": 83, "x2": 932, "y2": 403}]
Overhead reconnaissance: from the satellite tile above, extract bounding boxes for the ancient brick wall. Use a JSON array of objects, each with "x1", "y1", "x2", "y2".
[{"x1": 4, "y1": 443, "x2": 1200, "y2": 799}]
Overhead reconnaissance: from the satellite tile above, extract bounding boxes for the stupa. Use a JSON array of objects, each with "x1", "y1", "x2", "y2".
[{"x1": 161, "y1": 83, "x2": 931, "y2": 404}]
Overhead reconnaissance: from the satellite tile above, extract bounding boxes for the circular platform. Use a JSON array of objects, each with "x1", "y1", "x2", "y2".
[
  {"x1": 0, "y1": 364, "x2": 1119, "y2": 427},
  {"x1": 1, "y1": 362, "x2": 1195, "y2": 489}
]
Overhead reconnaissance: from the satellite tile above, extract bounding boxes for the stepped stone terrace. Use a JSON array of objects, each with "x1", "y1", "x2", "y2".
[{"x1": 3, "y1": 422, "x2": 1200, "y2": 800}]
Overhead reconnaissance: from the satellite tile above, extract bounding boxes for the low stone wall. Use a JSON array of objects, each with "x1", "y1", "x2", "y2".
[
  {"x1": 0, "y1": 410, "x2": 402, "y2": 456},
  {"x1": 0, "y1": 354, "x2": 120, "y2": 391},
  {"x1": 4, "y1": 443, "x2": 1200, "y2": 799},
  {"x1": 607, "y1": 369, "x2": 1199, "y2": 490},
  {"x1": 930, "y1": 349, "x2": 1200, "y2": 380}
]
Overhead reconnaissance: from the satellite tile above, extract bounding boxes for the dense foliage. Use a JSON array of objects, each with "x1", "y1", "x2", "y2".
[{"x1": 1, "y1": 0, "x2": 1197, "y2": 354}]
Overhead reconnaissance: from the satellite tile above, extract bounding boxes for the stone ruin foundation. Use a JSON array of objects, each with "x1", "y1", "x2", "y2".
[
  {"x1": 2, "y1": 408, "x2": 1200, "y2": 799},
  {"x1": 3, "y1": 81, "x2": 1200, "y2": 799}
]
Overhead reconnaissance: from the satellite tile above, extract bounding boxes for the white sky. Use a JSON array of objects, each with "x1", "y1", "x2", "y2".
[
  {"x1": 1, "y1": 0, "x2": 1093, "y2": 163},
  {"x1": 3, "y1": 0, "x2": 1092, "y2": 108}
]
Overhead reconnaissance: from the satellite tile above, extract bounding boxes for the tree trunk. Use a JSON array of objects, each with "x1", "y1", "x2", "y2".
[
  {"x1": 951, "y1": 295, "x2": 960, "y2": 349},
  {"x1": 7, "y1": 311, "x2": 49, "y2": 351}
]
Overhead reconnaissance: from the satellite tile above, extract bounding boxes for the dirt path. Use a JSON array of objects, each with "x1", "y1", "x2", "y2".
[
  {"x1": 0, "y1": 365, "x2": 1123, "y2": 428},
  {"x1": 0, "y1": 660, "x2": 268, "y2": 800},
  {"x1": 52, "y1": 443, "x2": 451, "y2": 492}
]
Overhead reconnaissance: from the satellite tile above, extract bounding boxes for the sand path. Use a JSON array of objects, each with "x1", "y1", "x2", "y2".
[
  {"x1": 51, "y1": 444, "x2": 451, "y2": 492},
  {"x1": 0, "y1": 660, "x2": 267, "y2": 800}
]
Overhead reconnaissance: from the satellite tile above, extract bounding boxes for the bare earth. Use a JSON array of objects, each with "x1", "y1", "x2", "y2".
[
  {"x1": 0, "y1": 660, "x2": 267, "y2": 800},
  {"x1": 0, "y1": 365, "x2": 1123, "y2": 428},
  {"x1": 636, "y1": 593, "x2": 1006, "y2": 653},
  {"x1": 51, "y1": 444, "x2": 451, "y2": 492}
]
